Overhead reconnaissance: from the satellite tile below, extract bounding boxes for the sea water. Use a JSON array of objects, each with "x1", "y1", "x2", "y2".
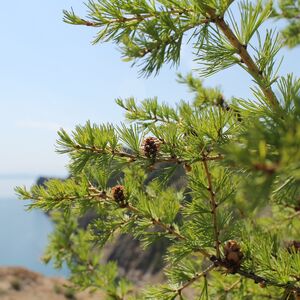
[{"x1": 0, "y1": 176, "x2": 68, "y2": 276}]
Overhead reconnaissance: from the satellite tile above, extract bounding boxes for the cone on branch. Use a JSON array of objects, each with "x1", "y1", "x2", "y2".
[
  {"x1": 111, "y1": 185, "x2": 127, "y2": 208},
  {"x1": 142, "y1": 137, "x2": 161, "y2": 160},
  {"x1": 223, "y1": 240, "x2": 243, "y2": 273}
]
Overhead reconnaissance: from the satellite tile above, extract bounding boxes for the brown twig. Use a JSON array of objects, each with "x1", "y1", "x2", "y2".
[
  {"x1": 205, "y1": 9, "x2": 279, "y2": 109},
  {"x1": 125, "y1": 203, "x2": 212, "y2": 258},
  {"x1": 74, "y1": 143, "x2": 223, "y2": 165},
  {"x1": 209, "y1": 256, "x2": 300, "y2": 294},
  {"x1": 283, "y1": 210, "x2": 300, "y2": 221},
  {"x1": 176, "y1": 263, "x2": 215, "y2": 296},
  {"x1": 90, "y1": 184, "x2": 212, "y2": 258},
  {"x1": 203, "y1": 158, "x2": 221, "y2": 259},
  {"x1": 79, "y1": 8, "x2": 207, "y2": 27},
  {"x1": 224, "y1": 278, "x2": 241, "y2": 292},
  {"x1": 236, "y1": 269, "x2": 300, "y2": 293}
]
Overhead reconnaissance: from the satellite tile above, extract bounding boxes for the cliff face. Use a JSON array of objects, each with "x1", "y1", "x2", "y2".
[{"x1": 104, "y1": 234, "x2": 169, "y2": 282}]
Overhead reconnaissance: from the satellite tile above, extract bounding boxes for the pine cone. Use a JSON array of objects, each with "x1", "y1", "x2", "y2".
[
  {"x1": 111, "y1": 185, "x2": 127, "y2": 207},
  {"x1": 223, "y1": 240, "x2": 243, "y2": 273},
  {"x1": 142, "y1": 137, "x2": 160, "y2": 159}
]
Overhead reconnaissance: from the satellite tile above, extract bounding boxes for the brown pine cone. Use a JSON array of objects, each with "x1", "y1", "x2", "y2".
[
  {"x1": 111, "y1": 185, "x2": 127, "y2": 207},
  {"x1": 223, "y1": 240, "x2": 243, "y2": 273},
  {"x1": 142, "y1": 137, "x2": 160, "y2": 159}
]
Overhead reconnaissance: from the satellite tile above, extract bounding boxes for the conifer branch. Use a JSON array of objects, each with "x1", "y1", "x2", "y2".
[
  {"x1": 210, "y1": 257, "x2": 300, "y2": 294},
  {"x1": 120, "y1": 204, "x2": 211, "y2": 257},
  {"x1": 202, "y1": 158, "x2": 221, "y2": 259},
  {"x1": 283, "y1": 210, "x2": 300, "y2": 221},
  {"x1": 224, "y1": 279, "x2": 241, "y2": 292},
  {"x1": 73, "y1": 143, "x2": 185, "y2": 163},
  {"x1": 74, "y1": 8, "x2": 203, "y2": 27},
  {"x1": 74, "y1": 144, "x2": 136, "y2": 160},
  {"x1": 176, "y1": 263, "x2": 215, "y2": 296},
  {"x1": 217, "y1": 18, "x2": 278, "y2": 108},
  {"x1": 236, "y1": 269, "x2": 300, "y2": 293},
  {"x1": 91, "y1": 185, "x2": 198, "y2": 245},
  {"x1": 72, "y1": 143, "x2": 223, "y2": 164},
  {"x1": 126, "y1": 202, "x2": 188, "y2": 240},
  {"x1": 205, "y1": 9, "x2": 279, "y2": 108},
  {"x1": 90, "y1": 185, "x2": 212, "y2": 258}
]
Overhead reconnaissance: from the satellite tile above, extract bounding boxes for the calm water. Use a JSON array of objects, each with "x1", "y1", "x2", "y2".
[{"x1": 0, "y1": 177, "x2": 68, "y2": 276}]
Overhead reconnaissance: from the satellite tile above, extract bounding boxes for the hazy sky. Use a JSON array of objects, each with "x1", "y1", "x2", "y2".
[{"x1": 1, "y1": 0, "x2": 299, "y2": 178}]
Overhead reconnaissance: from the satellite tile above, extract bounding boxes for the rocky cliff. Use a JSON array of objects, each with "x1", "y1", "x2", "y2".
[{"x1": 0, "y1": 267, "x2": 103, "y2": 300}]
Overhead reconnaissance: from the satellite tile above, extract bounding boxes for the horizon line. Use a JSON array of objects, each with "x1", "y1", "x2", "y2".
[{"x1": 0, "y1": 173, "x2": 66, "y2": 180}]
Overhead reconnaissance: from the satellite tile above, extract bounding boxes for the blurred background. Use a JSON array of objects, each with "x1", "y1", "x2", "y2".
[{"x1": 0, "y1": 0, "x2": 299, "y2": 281}]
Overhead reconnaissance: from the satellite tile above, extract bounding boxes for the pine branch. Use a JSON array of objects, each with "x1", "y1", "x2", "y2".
[
  {"x1": 209, "y1": 257, "x2": 300, "y2": 294},
  {"x1": 90, "y1": 182, "x2": 212, "y2": 257},
  {"x1": 283, "y1": 211, "x2": 300, "y2": 221},
  {"x1": 126, "y1": 203, "x2": 185, "y2": 239},
  {"x1": 66, "y1": 7, "x2": 202, "y2": 27},
  {"x1": 224, "y1": 279, "x2": 241, "y2": 292},
  {"x1": 236, "y1": 269, "x2": 300, "y2": 293},
  {"x1": 176, "y1": 263, "x2": 215, "y2": 296},
  {"x1": 122, "y1": 202, "x2": 212, "y2": 258},
  {"x1": 88, "y1": 183, "x2": 212, "y2": 259},
  {"x1": 206, "y1": 9, "x2": 279, "y2": 108},
  {"x1": 72, "y1": 144, "x2": 136, "y2": 159},
  {"x1": 69, "y1": 142, "x2": 223, "y2": 165},
  {"x1": 202, "y1": 157, "x2": 221, "y2": 259}
]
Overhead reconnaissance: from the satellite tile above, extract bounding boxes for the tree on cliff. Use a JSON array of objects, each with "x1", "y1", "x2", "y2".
[{"x1": 17, "y1": 0, "x2": 300, "y2": 299}]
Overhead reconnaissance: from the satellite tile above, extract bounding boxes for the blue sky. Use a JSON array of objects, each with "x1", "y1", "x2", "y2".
[{"x1": 0, "y1": 0, "x2": 299, "y2": 179}]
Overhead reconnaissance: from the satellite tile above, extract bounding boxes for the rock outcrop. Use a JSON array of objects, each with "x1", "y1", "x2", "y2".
[{"x1": 0, "y1": 267, "x2": 103, "y2": 300}]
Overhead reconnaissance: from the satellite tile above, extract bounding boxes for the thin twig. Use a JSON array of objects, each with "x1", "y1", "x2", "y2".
[
  {"x1": 74, "y1": 143, "x2": 223, "y2": 164},
  {"x1": 203, "y1": 158, "x2": 221, "y2": 259},
  {"x1": 205, "y1": 9, "x2": 279, "y2": 109},
  {"x1": 283, "y1": 210, "x2": 300, "y2": 221},
  {"x1": 126, "y1": 203, "x2": 211, "y2": 258},
  {"x1": 176, "y1": 263, "x2": 215, "y2": 295},
  {"x1": 90, "y1": 185, "x2": 212, "y2": 258},
  {"x1": 78, "y1": 8, "x2": 208, "y2": 27},
  {"x1": 210, "y1": 257, "x2": 300, "y2": 294},
  {"x1": 236, "y1": 269, "x2": 300, "y2": 293},
  {"x1": 224, "y1": 278, "x2": 241, "y2": 292}
]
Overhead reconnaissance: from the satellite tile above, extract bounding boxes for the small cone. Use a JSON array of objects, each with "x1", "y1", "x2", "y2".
[
  {"x1": 111, "y1": 185, "x2": 126, "y2": 206},
  {"x1": 223, "y1": 240, "x2": 243, "y2": 273},
  {"x1": 142, "y1": 137, "x2": 160, "y2": 159}
]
